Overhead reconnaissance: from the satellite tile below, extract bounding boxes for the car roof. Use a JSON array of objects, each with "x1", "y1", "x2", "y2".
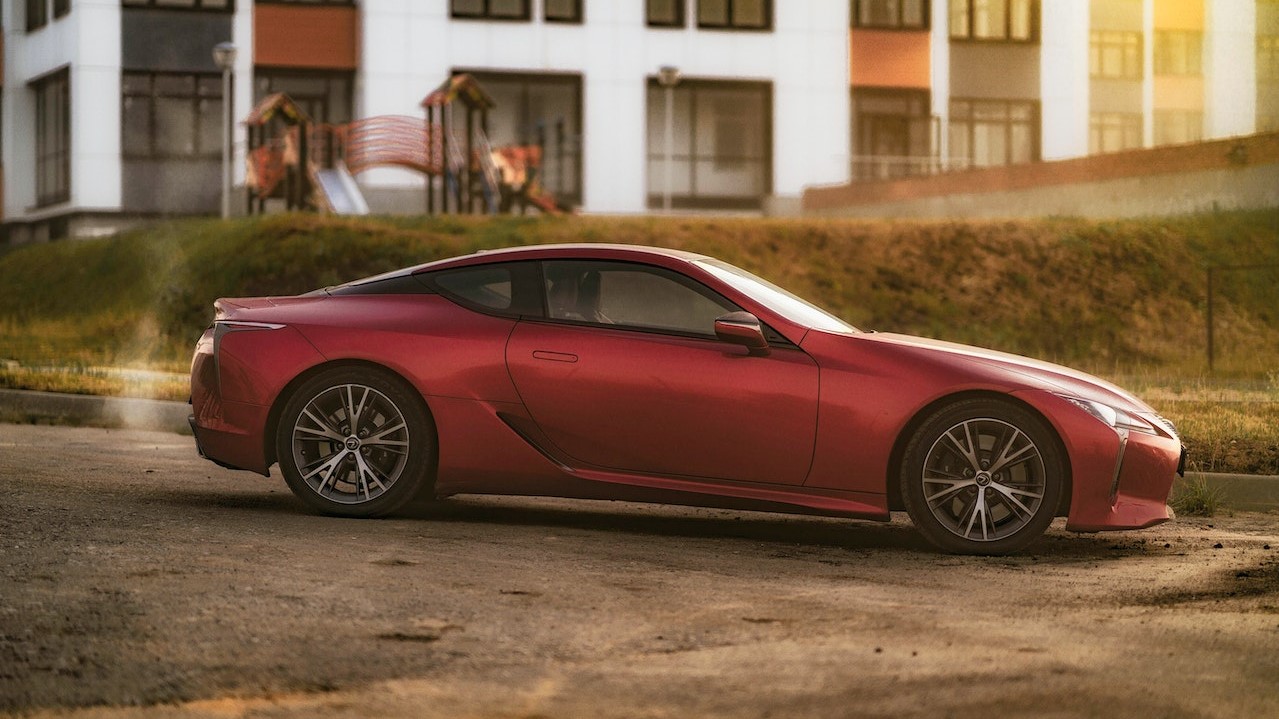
[{"x1": 328, "y1": 244, "x2": 713, "y2": 293}]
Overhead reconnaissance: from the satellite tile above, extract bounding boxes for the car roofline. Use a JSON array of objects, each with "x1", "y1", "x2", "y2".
[{"x1": 321, "y1": 244, "x2": 713, "y2": 294}]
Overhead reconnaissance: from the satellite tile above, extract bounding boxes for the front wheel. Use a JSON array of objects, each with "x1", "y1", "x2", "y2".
[
  {"x1": 900, "y1": 398, "x2": 1065, "y2": 555},
  {"x1": 276, "y1": 367, "x2": 435, "y2": 517}
]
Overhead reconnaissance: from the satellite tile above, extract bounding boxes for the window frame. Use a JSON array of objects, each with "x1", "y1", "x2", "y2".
[
  {"x1": 449, "y1": 0, "x2": 532, "y2": 22},
  {"x1": 26, "y1": 0, "x2": 49, "y2": 32},
  {"x1": 1153, "y1": 29, "x2": 1203, "y2": 77},
  {"x1": 948, "y1": 0, "x2": 1038, "y2": 43},
  {"x1": 253, "y1": 67, "x2": 356, "y2": 126},
  {"x1": 947, "y1": 97, "x2": 1040, "y2": 168},
  {"x1": 1259, "y1": 35, "x2": 1279, "y2": 82},
  {"x1": 1089, "y1": 112, "x2": 1143, "y2": 155},
  {"x1": 544, "y1": 0, "x2": 583, "y2": 24},
  {"x1": 646, "y1": 77, "x2": 774, "y2": 211},
  {"x1": 121, "y1": 70, "x2": 226, "y2": 161},
  {"x1": 696, "y1": 0, "x2": 773, "y2": 32},
  {"x1": 646, "y1": 0, "x2": 686, "y2": 27},
  {"x1": 121, "y1": 0, "x2": 237, "y2": 10},
  {"x1": 418, "y1": 261, "x2": 544, "y2": 319},
  {"x1": 32, "y1": 67, "x2": 71, "y2": 208},
  {"x1": 53, "y1": 0, "x2": 69, "y2": 19},
  {"x1": 852, "y1": 0, "x2": 930, "y2": 31},
  {"x1": 1089, "y1": 30, "x2": 1143, "y2": 80},
  {"x1": 535, "y1": 259, "x2": 749, "y2": 342}
]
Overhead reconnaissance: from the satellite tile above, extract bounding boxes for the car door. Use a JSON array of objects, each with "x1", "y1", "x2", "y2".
[{"x1": 505, "y1": 260, "x2": 819, "y2": 486}]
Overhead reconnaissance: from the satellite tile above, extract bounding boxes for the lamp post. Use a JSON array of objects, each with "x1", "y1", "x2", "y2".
[
  {"x1": 212, "y1": 41, "x2": 238, "y2": 219},
  {"x1": 657, "y1": 65, "x2": 681, "y2": 213}
]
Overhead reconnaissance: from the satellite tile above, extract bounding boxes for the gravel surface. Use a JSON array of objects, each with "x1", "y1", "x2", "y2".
[{"x1": 1, "y1": 423, "x2": 1277, "y2": 718}]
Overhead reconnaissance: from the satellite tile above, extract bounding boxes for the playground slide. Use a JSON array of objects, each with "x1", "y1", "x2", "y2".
[{"x1": 312, "y1": 161, "x2": 371, "y2": 215}]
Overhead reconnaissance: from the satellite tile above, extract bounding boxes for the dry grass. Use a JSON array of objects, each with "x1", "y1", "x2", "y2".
[{"x1": 1, "y1": 211, "x2": 1275, "y2": 474}]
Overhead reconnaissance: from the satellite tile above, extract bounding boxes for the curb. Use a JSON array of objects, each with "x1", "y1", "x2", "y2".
[
  {"x1": 0, "y1": 387, "x2": 1276, "y2": 511},
  {"x1": 1177, "y1": 473, "x2": 1279, "y2": 513},
  {"x1": 0, "y1": 388, "x2": 191, "y2": 434}
]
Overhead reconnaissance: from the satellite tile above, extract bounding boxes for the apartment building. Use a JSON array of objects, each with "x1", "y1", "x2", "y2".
[
  {"x1": 0, "y1": 1, "x2": 1274, "y2": 242},
  {"x1": 1, "y1": 0, "x2": 850, "y2": 241},
  {"x1": 849, "y1": 0, "x2": 1272, "y2": 180}
]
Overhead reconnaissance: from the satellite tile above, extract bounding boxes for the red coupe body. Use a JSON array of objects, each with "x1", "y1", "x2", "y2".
[{"x1": 190, "y1": 244, "x2": 1183, "y2": 552}]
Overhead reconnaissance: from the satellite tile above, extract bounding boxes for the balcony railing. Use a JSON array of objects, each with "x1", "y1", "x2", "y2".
[{"x1": 851, "y1": 155, "x2": 974, "y2": 182}]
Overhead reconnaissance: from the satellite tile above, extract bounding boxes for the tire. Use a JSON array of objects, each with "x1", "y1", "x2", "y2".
[
  {"x1": 275, "y1": 367, "x2": 436, "y2": 517},
  {"x1": 900, "y1": 398, "x2": 1065, "y2": 555}
]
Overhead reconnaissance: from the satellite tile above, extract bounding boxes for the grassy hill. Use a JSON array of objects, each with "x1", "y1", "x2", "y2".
[
  {"x1": 2, "y1": 210, "x2": 1276, "y2": 374},
  {"x1": 1, "y1": 210, "x2": 1277, "y2": 474}
]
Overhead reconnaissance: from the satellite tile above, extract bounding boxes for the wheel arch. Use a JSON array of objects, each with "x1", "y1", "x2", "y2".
[
  {"x1": 885, "y1": 390, "x2": 1073, "y2": 516},
  {"x1": 263, "y1": 359, "x2": 436, "y2": 472}
]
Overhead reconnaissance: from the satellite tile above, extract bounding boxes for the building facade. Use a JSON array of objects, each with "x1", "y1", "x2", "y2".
[{"x1": 0, "y1": 1, "x2": 1274, "y2": 241}]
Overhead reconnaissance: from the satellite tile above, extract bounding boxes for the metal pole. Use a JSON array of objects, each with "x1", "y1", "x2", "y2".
[
  {"x1": 221, "y1": 65, "x2": 233, "y2": 219},
  {"x1": 663, "y1": 84, "x2": 674, "y2": 213},
  {"x1": 1206, "y1": 266, "x2": 1215, "y2": 373}
]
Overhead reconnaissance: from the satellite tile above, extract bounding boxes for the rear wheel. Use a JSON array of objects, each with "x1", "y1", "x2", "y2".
[
  {"x1": 900, "y1": 398, "x2": 1064, "y2": 555},
  {"x1": 276, "y1": 367, "x2": 435, "y2": 517}
]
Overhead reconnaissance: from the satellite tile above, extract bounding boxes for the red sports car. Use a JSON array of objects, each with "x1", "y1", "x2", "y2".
[{"x1": 190, "y1": 244, "x2": 1185, "y2": 554}]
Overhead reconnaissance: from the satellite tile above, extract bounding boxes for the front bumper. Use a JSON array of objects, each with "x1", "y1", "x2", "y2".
[{"x1": 1017, "y1": 391, "x2": 1182, "y2": 532}]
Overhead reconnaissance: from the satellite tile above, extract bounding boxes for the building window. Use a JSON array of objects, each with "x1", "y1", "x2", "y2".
[
  {"x1": 122, "y1": 0, "x2": 233, "y2": 8},
  {"x1": 545, "y1": 0, "x2": 582, "y2": 22},
  {"x1": 33, "y1": 69, "x2": 71, "y2": 207},
  {"x1": 254, "y1": 69, "x2": 353, "y2": 126},
  {"x1": 1089, "y1": 113, "x2": 1142, "y2": 154},
  {"x1": 949, "y1": 0, "x2": 1036, "y2": 42},
  {"x1": 464, "y1": 71, "x2": 583, "y2": 207},
  {"x1": 1153, "y1": 30, "x2": 1202, "y2": 76},
  {"x1": 646, "y1": 79, "x2": 772, "y2": 209},
  {"x1": 948, "y1": 98, "x2": 1038, "y2": 168},
  {"x1": 852, "y1": 88, "x2": 935, "y2": 179},
  {"x1": 450, "y1": 0, "x2": 530, "y2": 20},
  {"x1": 697, "y1": 0, "x2": 771, "y2": 31},
  {"x1": 122, "y1": 72, "x2": 224, "y2": 159},
  {"x1": 1153, "y1": 110, "x2": 1202, "y2": 146},
  {"x1": 853, "y1": 0, "x2": 929, "y2": 30},
  {"x1": 1258, "y1": 35, "x2": 1279, "y2": 81},
  {"x1": 1090, "y1": 31, "x2": 1142, "y2": 80},
  {"x1": 647, "y1": 0, "x2": 684, "y2": 26},
  {"x1": 26, "y1": 0, "x2": 48, "y2": 31},
  {"x1": 53, "y1": 0, "x2": 69, "y2": 18}
]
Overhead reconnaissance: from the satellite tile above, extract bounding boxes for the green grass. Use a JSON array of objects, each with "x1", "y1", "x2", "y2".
[
  {"x1": 1171, "y1": 476, "x2": 1227, "y2": 517},
  {"x1": 1, "y1": 210, "x2": 1277, "y2": 473}
]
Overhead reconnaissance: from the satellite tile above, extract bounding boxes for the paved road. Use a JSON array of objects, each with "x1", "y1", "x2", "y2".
[{"x1": 1, "y1": 423, "x2": 1277, "y2": 718}]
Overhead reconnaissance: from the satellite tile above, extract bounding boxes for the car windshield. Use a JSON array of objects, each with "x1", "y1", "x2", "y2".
[{"x1": 695, "y1": 259, "x2": 859, "y2": 335}]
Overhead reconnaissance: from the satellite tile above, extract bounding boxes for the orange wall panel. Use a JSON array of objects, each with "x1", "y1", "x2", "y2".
[
  {"x1": 255, "y1": 5, "x2": 359, "y2": 70},
  {"x1": 849, "y1": 29, "x2": 931, "y2": 89},
  {"x1": 1153, "y1": 0, "x2": 1203, "y2": 30},
  {"x1": 1154, "y1": 76, "x2": 1204, "y2": 110}
]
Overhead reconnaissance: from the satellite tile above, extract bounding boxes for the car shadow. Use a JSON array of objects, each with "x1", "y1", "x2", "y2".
[{"x1": 153, "y1": 487, "x2": 1153, "y2": 563}]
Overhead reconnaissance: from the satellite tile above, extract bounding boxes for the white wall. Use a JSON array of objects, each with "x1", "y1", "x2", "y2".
[
  {"x1": 1040, "y1": 0, "x2": 1090, "y2": 160},
  {"x1": 2, "y1": 0, "x2": 122, "y2": 222},
  {"x1": 1204, "y1": 0, "x2": 1257, "y2": 139},
  {"x1": 358, "y1": 0, "x2": 850, "y2": 213}
]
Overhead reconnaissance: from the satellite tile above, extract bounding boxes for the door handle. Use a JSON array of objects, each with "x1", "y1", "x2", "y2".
[{"x1": 532, "y1": 350, "x2": 578, "y2": 363}]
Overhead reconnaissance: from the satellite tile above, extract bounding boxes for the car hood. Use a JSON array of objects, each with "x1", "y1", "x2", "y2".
[{"x1": 867, "y1": 332, "x2": 1155, "y2": 414}]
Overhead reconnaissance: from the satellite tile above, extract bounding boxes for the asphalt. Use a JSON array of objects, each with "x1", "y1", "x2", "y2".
[{"x1": 0, "y1": 386, "x2": 1276, "y2": 511}]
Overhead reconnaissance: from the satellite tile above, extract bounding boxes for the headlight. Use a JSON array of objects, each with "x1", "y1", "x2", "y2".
[{"x1": 1057, "y1": 395, "x2": 1157, "y2": 436}]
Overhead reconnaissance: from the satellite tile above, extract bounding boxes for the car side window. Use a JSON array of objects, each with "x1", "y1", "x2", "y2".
[
  {"x1": 542, "y1": 260, "x2": 737, "y2": 337},
  {"x1": 434, "y1": 266, "x2": 514, "y2": 311}
]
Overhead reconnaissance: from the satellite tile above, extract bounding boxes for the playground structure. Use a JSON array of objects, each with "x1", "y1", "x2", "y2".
[{"x1": 244, "y1": 74, "x2": 565, "y2": 216}]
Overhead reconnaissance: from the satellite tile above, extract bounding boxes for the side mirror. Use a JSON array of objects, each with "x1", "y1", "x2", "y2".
[{"x1": 714, "y1": 312, "x2": 769, "y2": 355}]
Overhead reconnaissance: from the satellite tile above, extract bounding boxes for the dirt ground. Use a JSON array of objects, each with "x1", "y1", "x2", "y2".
[{"x1": 1, "y1": 423, "x2": 1277, "y2": 719}]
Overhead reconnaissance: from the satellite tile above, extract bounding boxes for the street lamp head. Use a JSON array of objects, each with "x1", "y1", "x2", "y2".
[
  {"x1": 212, "y1": 41, "x2": 238, "y2": 71},
  {"x1": 657, "y1": 65, "x2": 681, "y2": 87}
]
